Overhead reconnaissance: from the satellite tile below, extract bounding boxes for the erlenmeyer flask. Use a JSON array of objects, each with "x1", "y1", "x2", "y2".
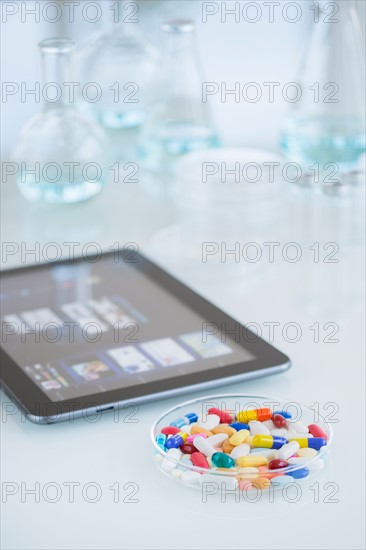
[
  {"x1": 79, "y1": 0, "x2": 158, "y2": 129},
  {"x1": 138, "y1": 19, "x2": 220, "y2": 173},
  {"x1": 280, "y1": 0, "x2": 365, "y2": 184},
  {"x1": 12, "y1": 38, "x2": 108, "y2": 204}
]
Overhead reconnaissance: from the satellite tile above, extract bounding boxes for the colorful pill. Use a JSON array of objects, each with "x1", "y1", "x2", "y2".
[
  {"x1": 268, "y1": 459, "x2": 289, "y2": 470},
  {"x1": 273, "y1": 410, "x2": 292, "y2": 419},
  {"x1": 180, "y1": 443, "x2": 196, "y2": 454},
  {"x1": 198, "y1": 414, "x2": 221, "y2": 431},
  {"x1": 190, "y1": 425, "x2": 213, "y2": 437},
  {"x1": 288, "y1": 467, "x2": 309, "y2": 479},
  {"x1": 212, "y1": 424, "x2": 237, "y2": 436},
  {"x1": 165, "y1": 431, "x2": 188, "y2": 449},
  {"x1": 211, "y1": 452, "x2": 235, "y2": 469},
  {"x1": 275, "y1": 441, "x2": 300, "y2": 460},
  {"x1": 237, "y1": 455, "x2": 268, "y2": 467},
  {"x1": 249, "y1": 420, "x2": 270, "y2": 436},
  {"x1": 161, "y1": 426, "x2": 181, "y2": 436},
  {"x1": 252, "y1": 434, "x2": 288, "y2": 450},
  {"x1": 192, "y1": 435, "x2": 216, "y2": 457},
  {"x1": 229, "y1": 429, "x2": 250, "y2": 446},
  {"x1": 184, "y1": 412, "x2": 198, "y2": 424},
  {"x1": 187, "y1": 432, "x2": 207, "y2": 443},
  {"x1": 230, "y1": 422, "x2": 249, "y2": 431},
  {"x1": 252, "y1": 477, "x2": 271, "y2": 490},
  {"x1": 291, "y1": 437, "x2": 326, "y2": 450},
  {"x1": 207, "y1": 407, "x2": 233, "y2": 424},
  {"x1": 156, "y1": 433, "x2": 167, "y2": 450},
  {"x1": 170, "y1": 417, "x2": 189, "y2": 428},
  {"x1": 272, "y1": 414, "x2": 286, "y2": 428},
  {"x1": 191, "y1": 451, "x2": 209, "y2": 469},
  {"x1": 236, "y1": 407, "x2": 272, "y2": 423},
  {"x1": 308, "y1": 424, "x2": 328, "y2": 441}
]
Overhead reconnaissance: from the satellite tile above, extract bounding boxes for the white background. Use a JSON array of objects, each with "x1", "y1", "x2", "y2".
[{"x1": 1, "y1": 1, "x2": 365, "y2": 549}]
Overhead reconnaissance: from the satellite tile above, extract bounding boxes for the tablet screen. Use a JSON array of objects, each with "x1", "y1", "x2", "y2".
[{"x1": 1, "y1": 254, "x2": 255, "y2": 402}]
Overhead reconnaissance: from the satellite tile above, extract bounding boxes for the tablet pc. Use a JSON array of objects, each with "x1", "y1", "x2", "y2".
[{"x1": 0, "y1": 249, "x2": 290, "y2": 423}]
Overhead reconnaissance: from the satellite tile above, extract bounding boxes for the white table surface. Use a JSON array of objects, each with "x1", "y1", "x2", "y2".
[{"x1": 1, "y1": 3, "x2": 366, "y2": 549}]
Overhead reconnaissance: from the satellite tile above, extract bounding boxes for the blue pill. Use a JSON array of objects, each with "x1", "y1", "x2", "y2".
[
  {"x1": 170, "y1": 417, "x2": 187, "y2": 428},
  {"x1": 165, "y1": 434, "x2": 184, "y2": 449},
  {"x1": 156, "y1": 434, "x2": 166, "y2": 450},
  {"x1": 230, "y1": 422, "x2": 249, "y2": 431},
  {"x1": 273, "y1": 410, "x2": 292, "y2": 419},
  {"x1": 184, "y1": 412, "x2": 198, "y2": 423},
  {"x1": 288, "y1": 467, "x2": 309, "y2": 479}
]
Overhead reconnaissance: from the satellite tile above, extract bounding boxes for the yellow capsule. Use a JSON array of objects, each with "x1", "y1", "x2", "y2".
[
  {"x1": 178, "y1": 431, "x2": 188, "y2": 442},
  {"x1": 252, "y1": 477, "x2": 271, "y2": 490},
  {"x1": 229, "y1": 429, "x2": 250, "y2": 446},
  {"x1": 237, "y1": 467, "x2": 259, "y2": 480},
  {"x1": 290, "y1": 438, "x2": 308, "y2": 448},
  {"x1": 212, "y1": 424, "x2": 237, "y2": 437},
  {"x1": 236, "y1": 410, "x2": 257, "y2": 423},
  {"x1": 237, "y1": 455, "x2": 268, "y2": 467},
  {"x1": 297, "y1": 447, "x2": 317, "y2": 458}
]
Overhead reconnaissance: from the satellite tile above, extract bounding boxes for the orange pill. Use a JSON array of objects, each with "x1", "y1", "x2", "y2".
[
  {"x1": 252, "y1": 477, "x2": 271, "y2": 490},
  {"x1": 212, "y1": 424, "x2": 236, "y2": 437},
  {"x1": 190, "y1": 426, "x2": 213, "y2": 437},
  {"x1": 239, "y1": 479, "x2": 253, "y2": 491},
  {"x1": 223, "y1": 439, "x2": 235, "y2": 453}
]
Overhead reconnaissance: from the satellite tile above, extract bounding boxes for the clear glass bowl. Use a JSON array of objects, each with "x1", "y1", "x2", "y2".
[{"x1": 151, "y1": 394, "x2": 333, "y2": 492}]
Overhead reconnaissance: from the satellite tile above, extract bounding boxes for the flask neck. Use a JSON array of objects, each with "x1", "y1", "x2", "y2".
[
  {"x1": 108, "y1": 0, "x2": 137, "y2": 39},
  {"x1": 39, "y1": 38, "x2": 76, "y2": 110}
]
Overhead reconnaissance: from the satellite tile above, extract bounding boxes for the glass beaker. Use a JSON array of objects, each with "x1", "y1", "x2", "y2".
[
  {"x1": 280, "y1": 0, "x2": 365, "y2": 186},
  {"x1": 138, "y1": 19, "x2": 220, "y2": 174},
  {"x1": 79, "y1": 0, "x2": 158, "y2": 129},
  {"x1": 12, "y1": 38, "x2": 108, "y2": 204}
]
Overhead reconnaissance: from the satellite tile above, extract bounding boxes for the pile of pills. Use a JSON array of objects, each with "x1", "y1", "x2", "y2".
[{"x1": 154, "y1": 406, "x2": 328, "y2": 489}]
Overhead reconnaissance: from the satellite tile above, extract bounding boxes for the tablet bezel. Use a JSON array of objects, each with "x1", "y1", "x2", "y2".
[{"x1": 0, "y1": 249, "x2": 290, "y2": 423}]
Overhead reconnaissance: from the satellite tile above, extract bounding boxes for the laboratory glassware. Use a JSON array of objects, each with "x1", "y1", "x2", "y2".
[
  {"x1": 280, "y1": 0, "x2": 365, "y2": 187},
  {"x1": 13, "y1": 38, "x2": 108, "y2": 204},
  {"x1": 138, "y1": 19, "x2": 220, "y2": 174}
]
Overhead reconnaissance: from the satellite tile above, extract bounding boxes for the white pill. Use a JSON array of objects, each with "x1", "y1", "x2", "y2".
[
  {"x1": 230, "y1": 443, "x2": 250, "y2": 459},
  {"x1": 181, "y1": 470, "x2": 201, "y2": 484},
  {"x1": 287, "y1": 457, "x2": 309, "y2": 465},
  {"x1": 275, "y1": 441, "x2": 300, "y2": 460},
  {"x1": 270, "y1": 428, "x2": 288, "y2": 438},
  {"x1": 198, "y1": 414, "x2": 221, "y2": 431},
  {"x1": 206, "y1": 433, "x2": 228, "y2": 447},
  {"x1": 193, "y1": 435, "x2": 216, "y2": 457},
  {"x1": 161, "y1": 448, "x2": 182, "y2": 471},
  {"x1": 263, "y1": 420, "x2": 275, "y2": 430},
  {"x1": 286, "y1": 420, "x2": 309, "y2": 433},
  {"x1": 249, "y1": 421, "x2": 270, "y2": 436},
  {"x1": 199, "y1": 474, "x2": 238, "y2": 491},
  {"x1": 179, "y1": 424, "x2": 192, "y2": 434},
  {"x1": 171, "y1": 468, "x2": 182, "y2": 478}
]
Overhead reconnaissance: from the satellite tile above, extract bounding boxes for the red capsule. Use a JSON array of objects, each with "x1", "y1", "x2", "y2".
[
  {"x1": 161, "y1": 426, "x2": 181, "y2": 436},
  {"x1": 308, "y1": 424, "x2": 328, "y2": 441},
  {"x1": 268, "y1": 459, "x2": 289, "y2": 470},
  {"x1": 208, "y1": 407, "x2": 233, "y2": 424},
  {"x1": 273, "y1": 414, "x2": 286, "y2": 428},
  {"x1": 180, "y1": 443, "x2": 196, "y2": 454},
  {"x1": 191, "y1": 452, "x2": 209, "y2": 469}
]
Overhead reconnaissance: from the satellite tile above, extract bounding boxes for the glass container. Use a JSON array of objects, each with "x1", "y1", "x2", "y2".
[
  {"x1": 12, "y1": 38, "x2": 108, "y2": 204},
  {"x1": 280, "y1": 0, "x2": 365, "y2": 187},
  {"x1": 79, "y1": 0, "x2": 158, "y2": 129},
  {"x1": 138, "y1": 19, "x2": 220, "y2": 175}
]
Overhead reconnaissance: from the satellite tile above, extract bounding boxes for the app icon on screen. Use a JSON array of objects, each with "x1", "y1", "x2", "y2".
[
  {"x1": 107, "y1": 346, "x2": 155, "y2": 374},
  {"x1": 180, "y1": 331, "x2": 233, "y2": 358},
  {"x1": 141, "y1": 338, "x2": 195, "y2": 367},
  {"x1": 70, "y1": 360, "x2": 114, "y2": 382}
]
